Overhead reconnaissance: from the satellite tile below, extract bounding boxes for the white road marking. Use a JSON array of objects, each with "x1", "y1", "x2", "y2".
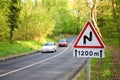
[{"x1": 0, "y1": 39, "x2": 75, "y2": 77}]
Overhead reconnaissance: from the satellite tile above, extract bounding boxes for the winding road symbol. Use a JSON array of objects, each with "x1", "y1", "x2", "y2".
[{"x1": 83, "y1": 31, "x2": 92, "y2": 45}]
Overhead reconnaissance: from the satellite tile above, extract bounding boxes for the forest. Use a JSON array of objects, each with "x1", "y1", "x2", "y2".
[{"x1": 0, "y1": 0, "x2": 120, "y2": 44}]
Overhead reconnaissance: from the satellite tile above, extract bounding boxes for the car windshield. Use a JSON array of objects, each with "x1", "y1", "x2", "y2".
[
  {"x1": 60, "y1": 39, "x2": 66, "y2": 42},
  {"x1": 44, "y1": 42, "x2": 54, "y2": 46}
]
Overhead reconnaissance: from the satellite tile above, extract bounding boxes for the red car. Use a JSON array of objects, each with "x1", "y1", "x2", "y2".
[{"x1": 58, "y1": 39, "x2": 68, "y2": 47}]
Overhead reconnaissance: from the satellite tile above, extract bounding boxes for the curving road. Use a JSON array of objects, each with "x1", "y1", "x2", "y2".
[{"x1": 0, "y1": 37, "x2": 87, "y2": 80}]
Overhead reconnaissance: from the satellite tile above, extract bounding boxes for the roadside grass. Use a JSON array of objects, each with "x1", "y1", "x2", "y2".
[
  {"x1": 105, "y1": 38, "x2": 120, "y2": 48},
  {"x1": 91, "y1": 49, "x2": 112, "y2": 80},
  {"x1": 0, "y1": 41, "x2": 42, "y2": 59},
  {"x1": 76, "y1": 38, "x2": 116, "y2": 80}
]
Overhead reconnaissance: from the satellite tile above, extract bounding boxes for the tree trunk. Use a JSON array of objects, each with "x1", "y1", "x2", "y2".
[
  {"x1": 90, "y1": 0, "x2": 103, "y2": 39},
  {"x1": 10, "y1": 27, "x2": 14, "y2": 43}
]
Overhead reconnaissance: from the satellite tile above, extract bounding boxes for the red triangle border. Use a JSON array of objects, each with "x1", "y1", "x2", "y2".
[{"x1": 74, "y1": 21, "x2": 105, "y2": 48}]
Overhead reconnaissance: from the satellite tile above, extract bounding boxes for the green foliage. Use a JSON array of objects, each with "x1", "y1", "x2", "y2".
[
  {"x1": 7, "y1": 0, "x2": 21, "y2": 43},
  {"x1": 0, "y1": 0, "x2": 9, "y2": 41},
  {"x1": 0, "y1": 0, "x2": 90, "y2": 41},
  {"x1": 13, "y1": 0, "x2": 56, "y2": 41},
  {"x1": 0, "y1": 0, "x2": 119, "y2": 45},
  {"x1": 98, "y1": 0, "x2": 120, "y2": 47}
]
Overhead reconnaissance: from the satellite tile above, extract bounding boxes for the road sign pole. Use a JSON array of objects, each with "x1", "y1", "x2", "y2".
[{"x1": 87, "y1": 57, "x2": 91, "y2": 80}]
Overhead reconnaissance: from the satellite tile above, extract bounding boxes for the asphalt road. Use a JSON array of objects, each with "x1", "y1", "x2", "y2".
[{"x1": 0, "y1": 37, "x2": 87, "y2": 80}]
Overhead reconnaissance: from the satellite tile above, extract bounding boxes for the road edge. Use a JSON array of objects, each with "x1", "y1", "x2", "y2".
[
  {"x1": 68, "y1": 60, "x2": 87, "y2": 80},
  {"x1": 0, "y1": 50, "x2": 40, "y2": 62}
]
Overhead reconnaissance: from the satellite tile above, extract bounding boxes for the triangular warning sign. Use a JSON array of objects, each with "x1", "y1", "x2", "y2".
[{"x1": 74, "y1": 21, "x2": 105, "y2": 48}]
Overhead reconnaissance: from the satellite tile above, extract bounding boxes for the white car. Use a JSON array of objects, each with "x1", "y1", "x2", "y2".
[{"x1": 41, "y1": 42, "x2": 57, "y2": 53}]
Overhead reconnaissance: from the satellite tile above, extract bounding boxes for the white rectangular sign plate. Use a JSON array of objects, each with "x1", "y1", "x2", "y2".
[{"x1": 73, "y1": 48, "x2": 104, "y2": 58}]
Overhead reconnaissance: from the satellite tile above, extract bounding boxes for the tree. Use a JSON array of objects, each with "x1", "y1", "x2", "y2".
[
  {"x1": 86, "y1": 0, "x2": 102, "y2": 38},
  {"x1": 70, "y1": 0, "x2": 89, "y2": 34},
  {"x1": 0, "y1": 0, "x2": 9, "y2": 41},
  {"x1": 7, "y1": 0, "x2": 21, "y2": 43},
  {"x1": 112, "y1": 0, "x2": 120, "y2": 47}
]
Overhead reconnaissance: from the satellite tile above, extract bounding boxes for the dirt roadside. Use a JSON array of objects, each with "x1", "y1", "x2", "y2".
[{"x1": 108, "y1": 46, "x2": 120, "y2": 80}]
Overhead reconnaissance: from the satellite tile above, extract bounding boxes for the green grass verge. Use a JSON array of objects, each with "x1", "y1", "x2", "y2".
[
  {"x1": 0, "y1": 41, "x2": 42, "y2": 59},
  {"x1": 91, "y1": 49, "x2": 112, "y2": 80}
]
